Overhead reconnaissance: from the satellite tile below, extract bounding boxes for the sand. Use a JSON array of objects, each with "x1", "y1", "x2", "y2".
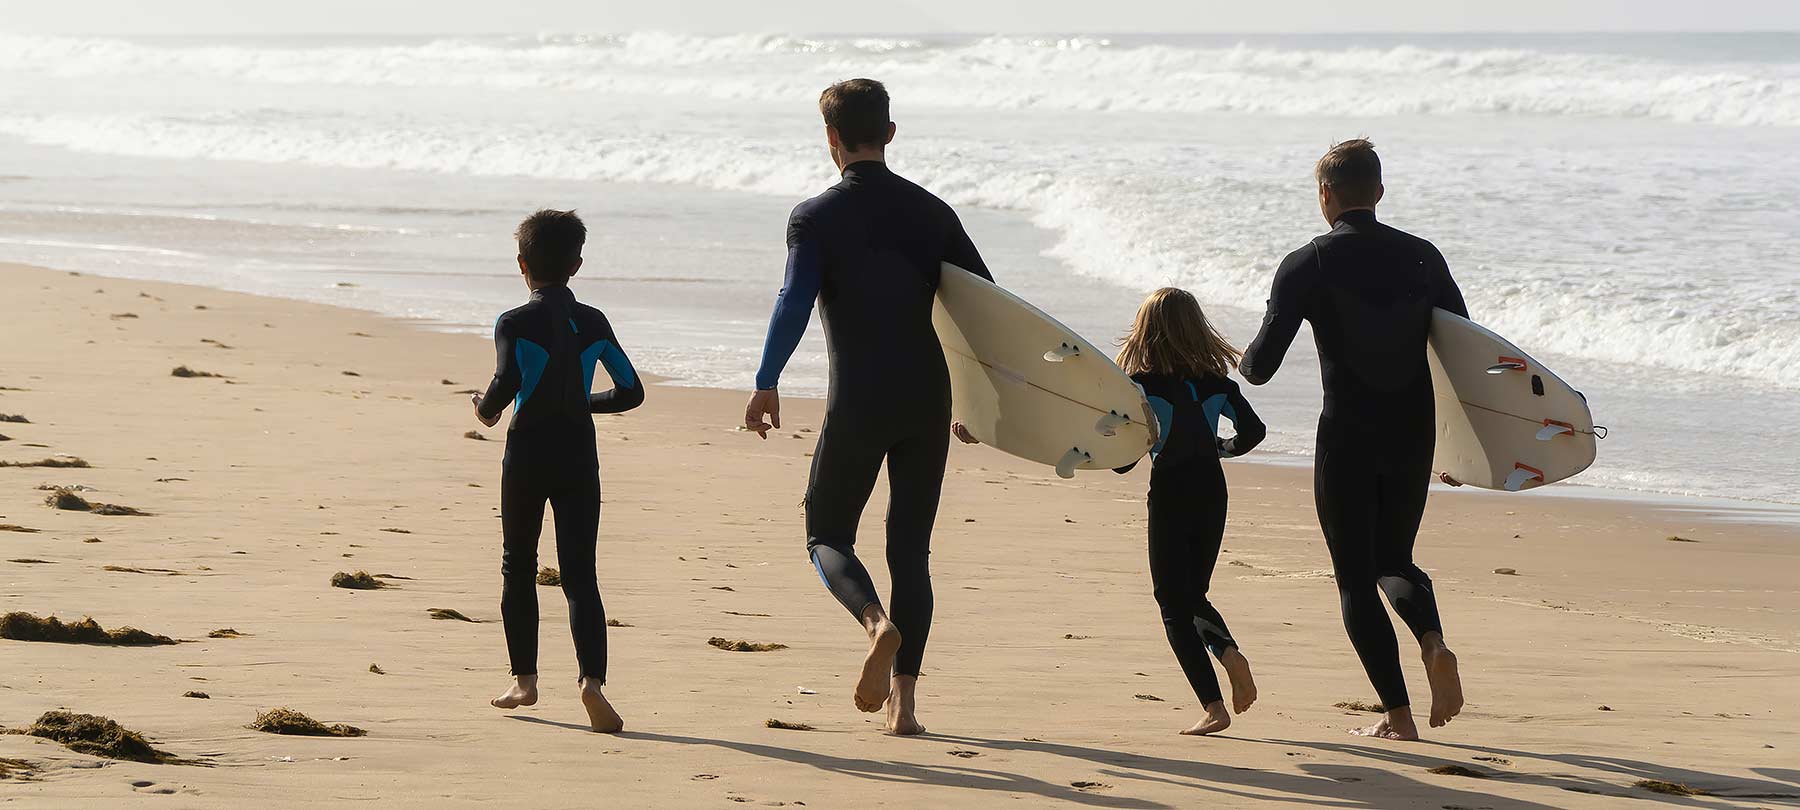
[{"x1": 0, "y1": 261, "x2": 1795, "y2": 808}]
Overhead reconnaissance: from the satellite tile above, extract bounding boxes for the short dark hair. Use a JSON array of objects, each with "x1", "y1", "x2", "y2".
[
  {"x1": 819, "y1": 78, "x2": 890, "y2": 152},
  {"x1": 1315, "y1": 139, "x2": 1382, "y2": 208},
  {"x1": 515, "y1": 209, "x2": 586, "y2": 284}
]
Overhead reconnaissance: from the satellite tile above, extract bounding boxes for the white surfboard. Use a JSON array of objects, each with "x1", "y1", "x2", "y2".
[
  {"x1": 932, "y1": 263, "x2": 1155, "y2": 478},
  {"x1": 1427, "y1": 308, "x2": 1598, "y2": 491}
]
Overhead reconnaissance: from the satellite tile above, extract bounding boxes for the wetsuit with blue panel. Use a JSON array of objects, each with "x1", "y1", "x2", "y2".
[
  {"x1": 1115, "y1": 372, "x2": 1265, "y2": 706},
  {"x1": 755, "y1": 160, "x2": 989, "y2": 678},
  {"x1": 1239, "y1": 208, "x2": 1466, "y2": 712},
  {"x1": 478, "y1": 284, "x2": 644, "y2": 683}
]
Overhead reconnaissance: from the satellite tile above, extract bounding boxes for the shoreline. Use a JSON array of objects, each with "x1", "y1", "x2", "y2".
[{"x1": 3, "y1": 260, "x2": 1796, "y2": 808}]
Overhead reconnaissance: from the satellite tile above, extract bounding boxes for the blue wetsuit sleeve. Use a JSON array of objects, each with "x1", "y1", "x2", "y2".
[
  {"x1": 1241, "y1": 242, "x2": 1319, "y2": 385},
  {"x1": 478, "y1": 314, "x2": 521, "y2": 422},
  {"x1": 945, "y1": 211, "x2": 993, "y2": 282},
  {"x1": 1217, "y1": 380, "x2": 1266, "y2": 458},
  {"x1": 588, "y1": 315, "x2": 645, "y2": 415},
  {"x1": 753, "y1": 218, "x2": 823, "y2": 391}
]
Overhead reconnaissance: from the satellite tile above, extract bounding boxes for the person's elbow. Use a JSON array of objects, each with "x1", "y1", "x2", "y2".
[
  {"x1": 617, "y1": 383, "x2": 646, "y2": 412},
  {"x1": 1240, "y1": 364, "x2": 1271, "y2": 386}
]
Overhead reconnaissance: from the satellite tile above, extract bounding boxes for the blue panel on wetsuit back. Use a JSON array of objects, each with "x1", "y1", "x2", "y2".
[
  {"x1": 580, "y1": 340, "x2": 637, "y2": 394},
  {"x1": 514, "y1": 338, "x2": 549, "y2": 414},
  {"x1": 1202, "y1": 392, "x2": 1229, "y2": 437},
  {"x1": 1147, "y1": 395, "x2": 1175, "y2": 457}
]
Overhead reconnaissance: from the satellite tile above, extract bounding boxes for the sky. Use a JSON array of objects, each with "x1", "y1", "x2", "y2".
[{"x1": 2, "y1": 0, "x2": 1798, "y2": 35}]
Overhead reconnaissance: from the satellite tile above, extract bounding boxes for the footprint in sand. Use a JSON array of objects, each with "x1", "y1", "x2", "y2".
[{"x1": 131, "y1": 780, "x2": 180, "y2": 795}]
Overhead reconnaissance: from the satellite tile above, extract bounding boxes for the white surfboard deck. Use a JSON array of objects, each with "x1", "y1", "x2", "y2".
[
  {"x1": 932, "y1": 263, "x2": 1155, "y2": 478},
  {"x1": 1427, "y1": 308, "x2": 1597, "y2": 491}
]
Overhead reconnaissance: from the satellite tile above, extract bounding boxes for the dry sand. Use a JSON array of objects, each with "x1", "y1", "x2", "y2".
[{"x1": 1, "y1": 262, "x2": 1796, "y2": 808}]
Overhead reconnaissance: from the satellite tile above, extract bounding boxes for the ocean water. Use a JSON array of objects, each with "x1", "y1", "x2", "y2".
[{"x1": 1, "y1": 32, "x2": 1797, "y2": 506}]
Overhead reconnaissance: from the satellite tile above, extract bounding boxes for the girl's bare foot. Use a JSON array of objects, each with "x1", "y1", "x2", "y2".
[
  {"x1": 886, "y1": 674, "x2": 925, "y2": 735},
  {"x1": 1180, "y1": 700, "x2": 1232, "y2": 736},
  {"x1": 1420, "y1": 634, "x2": 1464, "y2": 728},
  {"x1": 579, "y1": 677, "x2": 623, "y2": 733},
  {"x1": 491, "y1": 674, "x2": 538, "y2": 709},
  {"x1": 1351, "y1": 707, "x2": 1419, "y2": 740},
  {"x1": 855, "y1": 607, "x2": 902, "y2": 713},
  {"x1": 1219, "y1": 647, "x2": 1258, "y2": 714}
]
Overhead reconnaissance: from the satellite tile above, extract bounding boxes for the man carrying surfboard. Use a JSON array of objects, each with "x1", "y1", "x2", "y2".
[
  {"x1": 1239, "y1": 139, "x2": 1467, "y2": 741},
  {"x1": 743, "y1": 78, "x2": 991, "y2": 735}
]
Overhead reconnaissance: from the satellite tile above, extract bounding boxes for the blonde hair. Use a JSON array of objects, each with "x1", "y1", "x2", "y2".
[{"x1": 1115, "y1": 287, "x2": 1241, "y2": 379}]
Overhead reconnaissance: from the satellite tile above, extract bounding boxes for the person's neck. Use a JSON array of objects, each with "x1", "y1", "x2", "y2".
[
  {"x1": 837, "y1": 151, "x2": 886, "y2": 172},
  {"x1": 1332, "y1": 206, "x2": 1376, "y2": 223}
]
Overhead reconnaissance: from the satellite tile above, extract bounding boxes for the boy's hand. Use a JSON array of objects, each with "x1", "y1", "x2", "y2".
[
  {"x1": 744, "y1": 388, "x2": 780, "y2": 439},
  {"x1": 471, "y1": 392, "x2": 500, "y2": 428},
  {"x1": 951, "y1": 421, "x2": 979, "y2": 444}
]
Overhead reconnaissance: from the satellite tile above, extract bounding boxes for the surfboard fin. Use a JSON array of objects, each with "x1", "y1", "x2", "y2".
[
  {"x1": 1055, "y1": 447, "x2": 1092, "y2": 479},
  {"x1": 1043, "y1": 342, "x2": 1081, "y2": 363},
  {"x1": 1485, "y1": 359, "x2": 1527, "y2": 375},
  {"x1": 1504, "y1": 463, "x2": 1545, "y2": 492},
  {"x1": 1094, "y1": 411, "x2": 1131, "y2": 437},
  {"x1": 1536, "y1": 421, "x2": 1575, "y2": 441}
]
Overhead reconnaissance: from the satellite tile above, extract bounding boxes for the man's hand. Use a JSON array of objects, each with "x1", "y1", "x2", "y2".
[
  {"x1": 471, "y1": 392, "x2": 500, "y2": 428},
  {"x1": 745, "y1": 388, "x2": 781, "y2": 439},
  {"x1": 951, "y1": 421, "x2": 979, "y2": 444}
]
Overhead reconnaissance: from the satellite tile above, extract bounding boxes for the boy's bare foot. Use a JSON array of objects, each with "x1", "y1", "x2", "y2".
[
  {"x1": 1421, "y1": 633, "x2": 1464, "y2": 728},
  {"x1": 1180, "y1": 700, "x2": 1232, "y2": 736},
  {"x1": 580, "y1": 677, "x2": 623, "y2": 733},
  {"x1": 886, "y1": 674, "x2": 925, "y2": 735},
  {"x1": 1219, "y1": 647, "x2": 1258, "y2": 714},
  {"x1": 855, "y1": 608, "x2": 902, "y2": 713},
  {"x1": 491, "y1": 674, "x2": 538, "y2": 709},
  {"x1": 1351, "y1": 707, "x2": 1420, "y2": 740}
]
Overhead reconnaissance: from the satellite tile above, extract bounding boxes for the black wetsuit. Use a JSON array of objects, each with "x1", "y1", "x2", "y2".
[
  {"x1": 1116, "y1": 372, "x2": 1265, "y2": 705},
  {"x1": 1239, "y1": 209, "x2": 1467, "y2": 711},
  {"x1": 478, "y1": 284, "x2": 644, "y2": 683},
  {"x1": 755, "y1": 160, "x2": 990, "y2": 677}
]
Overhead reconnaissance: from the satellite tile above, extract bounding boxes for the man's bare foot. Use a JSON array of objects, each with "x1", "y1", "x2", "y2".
[
  {"x1": 1421, "y1": 634, "x2": 1464, "y2": 728},
  {"x1": 886, "y1": 674, "x2": 926, "y2": 735},
  {"x1": 1180, "y1": 700, "x2": 1232, "y2": 736},
  {"x1": 1219, "y1": 647, "x2": 1258, "y2": 714},
  {"x1": 491, "y1": 674, "x2": 538, "y2": 709},
  {"x1": 1351, "y1": 707, "x2": 1420, "y2": 740},
  {"x1": 854, "y1": 608, "x2": 902, "y2": 713},
  {"x1": 579, "y1": 677, "x2": 623, "y2": 733}
]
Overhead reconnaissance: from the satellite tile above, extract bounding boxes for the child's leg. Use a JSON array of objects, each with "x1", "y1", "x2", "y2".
[
  {"x1": 1194, "y1": 487, "x2": 1256, "y2": 714},
  {"x1": 499, "y1": 464, "x2": 547, "y2": 678},
  {"x1": 1147, "y1": 492, "x2": 1224, "y2": 709},
  {"x1": 549, "y1": 467, "x2": 606, "y2": 685}
]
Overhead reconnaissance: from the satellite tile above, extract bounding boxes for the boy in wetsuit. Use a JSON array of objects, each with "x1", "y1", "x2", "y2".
[
  {"x1": 472, "y1": 209, "x2": 645, "y2": 733},
  {"x1": 1240, "y1": 139, "x2": 1466, "y2": 740}
]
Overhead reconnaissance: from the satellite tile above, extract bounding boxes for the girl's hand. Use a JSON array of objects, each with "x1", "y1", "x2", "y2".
[{"x1": 472, "y1": 392, "x2": 501, "y2": 428}]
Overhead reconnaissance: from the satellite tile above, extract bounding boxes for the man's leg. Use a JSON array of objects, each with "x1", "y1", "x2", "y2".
[
  {"x1": 494, "y1": 464, "x2": 545, "y2": 709},
  {"x1": 1375, "y1": 451, "x2": 1462, "y2": 729},
  {"x1": 1316, "y1": 444, "x2": 1417, "y2": 739},
  {"x1": 549, "y1": 467, "x2": 622, "y2": 732},
  {"x1": 880, "y1": 423, "x2": 949, "y2": 735},
  {"x1": 803, "y1": 413, "x2": 898, "y2": 714}
]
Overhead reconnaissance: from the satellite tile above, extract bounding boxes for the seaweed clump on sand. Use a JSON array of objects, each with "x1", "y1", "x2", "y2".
[
  {"x1": 426, "y1": 608, "x2": 481, "y2": 622},
  {"x1": 708, "y1": 637, "x2": 787, "y2": 652},
  {"x1": 1333, "y1": 699, "x2": 1386, "y2": 713},
  {"x1": 463, "y1": 431, "x2": 488, "y2": 441},
  {"x1": 207, "y1": 628, "x2": 245, "y2": 638},
  {"x1": 170, "y1": 366, "x2": 224, "y2": 378},
  {"x1": 18, "y1": 711, "x2": 174, "y2": 763},
  {"x1": 536, "y1": 566, "x2": 561, "y2": 586},
  {"x1": 182, "y1": 691, "x2": 210, "y2": 699},
  {"x1": 0, "y1": 756, "x2": 38, "y2": 780},
  {"x1": 0, "y1": 612, "x2": 174, "y2": 646},
  {"x1": 1635, "y1": 780, "x2": 1709, "y2": 796},
  {"x1": 0, "y1": 524, "x2": 41, "y2": 533},
  {"x1": 330, "y1": 571, "x2": 387, "y2": 590},
  {"x1": 0, "y1": 457, "x2": 90, "y2": 469},
  {"x1": 0, "y1": 414, "x2": 28, "y2": 423},
  {"x1": 1428, "y1": 765, "x2": 1489, "y2": 778},
  {"x1": 249, "y1": 708, "x2": 366, "y2": 738},
  {"x1": 764, "y1": 719, "x2": 814, "y2": 731},
  {"x1": 43, "y1": 487, "x2": 151, "y2": 516}
]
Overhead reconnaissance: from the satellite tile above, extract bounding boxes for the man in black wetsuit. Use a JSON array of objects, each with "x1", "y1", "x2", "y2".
[
  {"x1": 1240, "y1": 139, "x2": 1467, "y2": 740},
  {"x1": 743, "y1": 78, "x2": 990, "y2": 735},
  {"x1": 473, "y1": 209, "x2": 645, "y2": 733}
]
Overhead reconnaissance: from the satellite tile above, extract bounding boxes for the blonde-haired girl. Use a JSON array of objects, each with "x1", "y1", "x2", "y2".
[{"x1": 1115, "y1": 287, "x2": 1266, "y2": 736}]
